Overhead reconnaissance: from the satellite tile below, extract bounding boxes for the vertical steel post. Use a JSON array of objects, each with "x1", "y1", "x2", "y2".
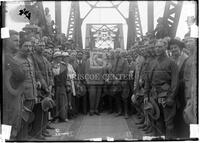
[
  {"x1": 147, "y1": 1, "x2": 154, "y2": 33},
  {"x1": 55, "y1": 1, "x2": 61, "y2": 33}
]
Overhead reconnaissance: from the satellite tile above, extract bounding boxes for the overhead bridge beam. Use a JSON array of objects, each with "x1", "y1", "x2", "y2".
[{"x1": 163, "y1": 1, "x2": 183, "y2": 38}]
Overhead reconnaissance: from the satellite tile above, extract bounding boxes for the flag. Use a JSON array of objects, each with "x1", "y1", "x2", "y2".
[{"x1": 8, "y1": 5, "x2": 30, "y2": 23}]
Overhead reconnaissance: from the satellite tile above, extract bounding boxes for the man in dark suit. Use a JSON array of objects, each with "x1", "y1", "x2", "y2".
[{"x1": 73, "y1": 51, "x2": 87, "y2": 114}]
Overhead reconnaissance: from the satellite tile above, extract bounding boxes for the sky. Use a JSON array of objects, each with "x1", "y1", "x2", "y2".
[{"x1": 5, "y1": 1, "x2": 197, "y2": 49}]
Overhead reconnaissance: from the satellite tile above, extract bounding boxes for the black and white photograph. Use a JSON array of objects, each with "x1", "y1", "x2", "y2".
[{"x1": 0, "y1": 0, "x2": 199, "y2": 142}]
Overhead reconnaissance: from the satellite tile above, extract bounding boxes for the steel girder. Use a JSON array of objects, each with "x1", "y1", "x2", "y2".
[
  {"x1": 127, "y1": 1, "x2": 143, "y2": 50},
  {"x1": 55, "y1": 2, "x2": 61, "y2": 33},
  {"x1": 66, "y1": 1, "x2": 83, "y2": 49},
  {"x1": 66, "y1": 1, "x2": 143, "y2": 50},
  {"x1": 163, "y1": 1, "x2": 183, "y2": 38},
  {"x1": 147, "y1": 1, "x2": 154, "y2": 33}
]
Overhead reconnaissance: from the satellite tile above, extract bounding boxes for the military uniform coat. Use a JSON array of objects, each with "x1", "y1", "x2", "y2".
[
  {"x1": 3, "y1": 53, "x2": 26, "y2": 137},
  {"x1": 14, "y1": 55, "x2": 38, "y2": 101}
]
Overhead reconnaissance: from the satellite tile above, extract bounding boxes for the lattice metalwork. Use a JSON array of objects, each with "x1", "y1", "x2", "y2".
[
  {"x1": 163, "y1": 1, "x2": 183, "y2": 38},
  {"x1": 67, "y1": 1, "x2": 143, "y2": 49},
  {"x1": 66, "y1": 1, "x2": 83, "y2": 49},
  {"x1": 127, "y1": 1, "x2": 143, "y2": 50},
  {"x1": 85, "y1": 24, "x2": 124, "y2": 49}
]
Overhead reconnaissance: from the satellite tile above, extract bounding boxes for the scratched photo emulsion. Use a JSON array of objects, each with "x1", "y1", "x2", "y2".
[{"x1": 1, "y1": 1, "x2": 199, "y2": 141}]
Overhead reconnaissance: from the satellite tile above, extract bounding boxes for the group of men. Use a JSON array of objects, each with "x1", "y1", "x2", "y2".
[{"x1": 3, "y1": 22, "x2": 197, "y2": 141}]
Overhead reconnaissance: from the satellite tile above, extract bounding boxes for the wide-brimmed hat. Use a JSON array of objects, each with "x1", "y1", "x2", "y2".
[
  {"x1": 22, "y1": 106, "x2": 35, "y2": 123},
  {"x1": 53, "y1": 51, "x2": 63, "y2": 58},
  {"x1": 41, "y1": 97, "x2": 56, "y2": 112},
  {"x1": 144, "y1": 97, "x2": 160, "y2": 120},
  {"x1": 5, "y1": 68, "x2": 25, "y2": 97},
  {"x1": 62, "y1": 52, "x2": 70, "y2": 57},
  {"x1": 131, "y1": 94, "x2": 137, "y2": 104}
]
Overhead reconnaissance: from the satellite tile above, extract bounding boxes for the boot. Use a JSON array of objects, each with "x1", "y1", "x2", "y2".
[
  {"x1": 142, "y1": 125, "x2": 151, "y2": 131},
  {"x1": 144, "y1": 126, "x2": 154, "y2": 134},
  {"x1": 166, "y1": 128, "x2": 175, "y2": 139}
]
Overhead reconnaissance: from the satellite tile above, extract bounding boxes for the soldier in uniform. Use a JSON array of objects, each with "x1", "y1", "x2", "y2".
[
  {"x1": 14, "y1": 40, "x2": 39, "y2": 140},
  {"x1": 30, "y1": 41, "x2": 54, "y2": 138},
  {"x1": 137, "y1": 44, "x2": 157, "y2": 134},
  {"x1": 132, "y1": 46, "x2": 145, "y2": 122},
  {"x1": 144, "y1": 39, "x2": 179, "y2": 139},
  {"x1": 3, "y1": 30, "x2": 26, "y2": 140}
]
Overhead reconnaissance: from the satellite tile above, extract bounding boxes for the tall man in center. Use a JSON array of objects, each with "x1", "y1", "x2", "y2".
[{"x1": 85, "y1": 48, "x2": 105, "y2": 115}]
